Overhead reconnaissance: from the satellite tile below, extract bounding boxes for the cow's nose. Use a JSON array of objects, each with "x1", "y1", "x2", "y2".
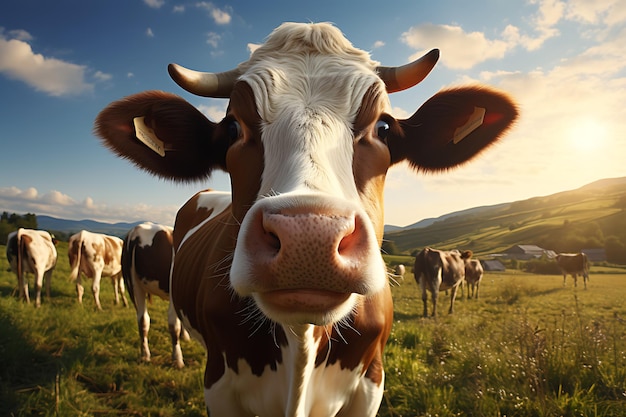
[{"x1": 253, "y1": 209, "x2": 370, "y2": 292}]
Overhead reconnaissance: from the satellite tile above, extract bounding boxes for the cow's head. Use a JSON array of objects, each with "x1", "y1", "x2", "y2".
[{"x1": 95, "y1": 22, "x2": 517, "y2": 326}]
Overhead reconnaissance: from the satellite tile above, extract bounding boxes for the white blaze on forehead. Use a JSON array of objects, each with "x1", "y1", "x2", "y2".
[{"x1": 237, "y1": 23, "x2": 387, "y2": 198}]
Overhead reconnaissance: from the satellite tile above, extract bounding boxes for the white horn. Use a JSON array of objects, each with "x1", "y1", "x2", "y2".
[
  {"x1": 377, "y1": 49, "x2": 440, "y2": 93},
  {"x1": 167, "y1": 63, "x2": 241, "y2": 98}
]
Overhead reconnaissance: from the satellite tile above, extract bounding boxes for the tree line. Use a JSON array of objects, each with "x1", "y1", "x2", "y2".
[{"x1": 0, "y1": 212, "x2": 38, "y2": 245}]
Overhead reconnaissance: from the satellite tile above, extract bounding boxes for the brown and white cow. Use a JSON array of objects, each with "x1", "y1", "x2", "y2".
[
  {"x1": 6, "y1": 228, "x2": 57, "y2": 307},
  {"x1": 68, "y1": 230, "x2": 128, "y2": 310},
  {"x1": 122, "y1": 222, "x2": 188, "y2": 368},
  {"x1": 556, "y1": 252, "x2": 589, "y2": 289},
  {"x1": 414, "y1": 248, "x2": 473, "y2": 317},
  {"x1": 464, "y1": 258, "x2": 484, "y2": 299},
  {"x1": 95, "y1": 22, "x2": 517, "y2": 417}
]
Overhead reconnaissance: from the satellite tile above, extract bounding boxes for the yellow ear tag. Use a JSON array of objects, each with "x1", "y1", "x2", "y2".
[
  {"x1": 133, "y1": 116, "x2": 165, "y2": 157},
  {"x1": 453, "y1": 107, "x2": 485, "y2": 144}
]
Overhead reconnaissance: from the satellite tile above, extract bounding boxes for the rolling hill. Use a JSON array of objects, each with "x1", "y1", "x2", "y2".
[
  {"x1": 384, "y1": 176, "x2": 626, "y2": 257},
  {"x1": 37, "y1": 215, "x2": 144, "y2": 238}
]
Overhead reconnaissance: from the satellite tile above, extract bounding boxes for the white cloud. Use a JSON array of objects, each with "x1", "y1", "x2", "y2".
[
  {"x1": 173, "y1": 5, "x2": 185, "y2": 13},
  {"x1": 93, "y1": 70, "x2": 112, "y2": 82},
  {"x1": 196, "y1": 101, "x2": 227, "y2": 121},
  {"x1": 146, "y1": 27, "x2": 154, "y2": 38},
  {"x1": 8, "y1": 29, "x2": 33, "y2": 41},
  {"x1": 195, "y1": 2, "x2": 232, "y2": 25},
  {"x1": 565, "y1": 0, "x2": 626, "y2": 25},
  {"x1": 0, "y1": 186, "x2": 179, "y2": 225},
  {"x1": 372, "y1": 40, "x2": 385, "y2": 49},
  {"x1": 401, "y1": 23, "x2": 513, "y2": 70},
  {"x1": 206, "y1": 31, "x2": 221, "y2": 48},
  {"x1": 0, "y1": 34, "x2": 94, "y2": 96},
  {"x1": 143, "y1": 0, "x2": 165, "y2": 9}
]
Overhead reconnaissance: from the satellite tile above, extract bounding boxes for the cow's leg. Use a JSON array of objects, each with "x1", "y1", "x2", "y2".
[
  {"x1": 419, "y1": 276, "x2": 429, "y2": 317},
  {"x1": 168, "y1": 302, "x2": 185, "y2": 368},
  {"x1": 111, "y1": 273, "x2": 128, "y2": 307},
  {"x1": 583, "y1": 272, "x2": 589, "y2": 289},
  {"x1": 563, "y1": 273, "x2": 567, "y2": 286},
  {"x1": 133, "y1": 283, "x2": 151, "y2": 362},
  {"x1": 431, "y1": 285, "x2": 439, "y2": 318},
  {"x1": 44, "y1": 269, "x2": 52, "y2": 299},
  {"x1": 33, "y1": 271, "x2": 44, "y2": 308},
  {"x1": 475, "y1": 282, "x2": 480, "y2": 299},
  {"x1": 119, "y1": 276, "x2": 129, "y2": 307},
  {"x1": 573, "y1": 274, "x2": 578, "y2": 287},
  {"x1": 111, "y1": 275, "x2": 121, "y2": 305},
  {"x1": 448, "y1": 285, "x2": 458, "y2": 314},
  {"x1": 76, "y1": 274, "x2": 85, "y2": 305},
  {"x1": 18, "y1": 271, "x2": 30, "y2": 304},
  {"x1": 92, "y1": 271, "x2": 103, "y2": 310}
]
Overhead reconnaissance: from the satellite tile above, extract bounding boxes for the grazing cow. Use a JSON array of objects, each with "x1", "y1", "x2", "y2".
[
  {"x1": 68, "y1": 230, "x2": 128, "y2": 310},
  {"x1": 556, "y1": 252, "x2": 590, "y2": 289},
  {"x1": 464, "y1": 258, "x2": 484, "y2": 299},
  {"x1": 6, "y1": 228, "x2": 57, "y2": 307},
  {"x1": 95, "y1": 22, "x2": 517, "y2": 417},
  {"x1": 122, "y1": 222, "x2": 188, "y2": 368},
  {"x1": 394, "y1": 264, "x2": 406, "y2": 280},
  {"x1": 414, "y1": 248, "x2": 473, "y2": 317}
]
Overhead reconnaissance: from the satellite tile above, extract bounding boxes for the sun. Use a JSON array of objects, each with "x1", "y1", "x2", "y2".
[{"x1": 567, "y1": 117, "x2": 609, "y2": 153}]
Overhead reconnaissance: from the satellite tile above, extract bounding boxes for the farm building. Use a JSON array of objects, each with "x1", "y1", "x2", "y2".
[
  {"x1": 481, "y1": 260, "x2": 506, "y2": 271},
  {"x1": 502, "y1": 244, "x2": 554, "y2": 260},
  {"x1": 582, "y1": 248, "x2": 606, "y2": 262}
]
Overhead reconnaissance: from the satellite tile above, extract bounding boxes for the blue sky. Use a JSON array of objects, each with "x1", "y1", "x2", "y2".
[{"x1": 1, "y1": 0, "x2": 625, "y2": 227}]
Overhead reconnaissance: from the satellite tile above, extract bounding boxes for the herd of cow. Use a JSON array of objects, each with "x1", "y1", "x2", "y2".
[{"x1": 1, "y1": 22, "x2": 591, "y2": 417}]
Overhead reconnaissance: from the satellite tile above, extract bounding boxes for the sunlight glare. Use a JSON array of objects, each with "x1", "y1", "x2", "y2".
[{"x1": 567, "y1": 118, "x2": 609, "y2": 152}]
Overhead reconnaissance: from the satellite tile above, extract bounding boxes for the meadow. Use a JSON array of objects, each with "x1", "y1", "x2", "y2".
[{"x1": 1, "y1": 243, "x2": 625, "y2": 416}]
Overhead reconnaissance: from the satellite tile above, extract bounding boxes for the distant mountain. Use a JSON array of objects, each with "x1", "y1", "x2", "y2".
[
  {"x1": 37, "y1": 215, "x2": 144, "y2": 238},
  {"x1": 384, "y1": 176, "x2": 626, "y2": 256},
  {"x1": 384, "y1": 202, "x2": 510, "y2": 233}
]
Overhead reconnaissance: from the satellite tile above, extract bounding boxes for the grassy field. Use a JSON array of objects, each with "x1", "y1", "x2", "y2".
[{"x1": 1, "y1": 243, "x2": 625, "y2": 416}]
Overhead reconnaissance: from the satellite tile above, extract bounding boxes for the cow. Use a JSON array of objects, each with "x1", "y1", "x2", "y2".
[
  {"x1": 94, "y1": 22, "x2": 517, "y2": 417},
  {"x1": 464, "y1": 258, "x2": 484, "y2": 299},
  {"x1": 414, "y1": 248, "x2": 473, "y2": 317},
  {"x1": 556, "y1": 252, "x2": 589, "y2": 289},
  {"x1": 6, "y1": 228, "x2": 57, "y2": 307},
  {"x1": 394, "y1": 264, "x2": 406, "y2": 280},
  {"x1": 122, "y1": 222, "x2": 188, "y2": 368},
  {"x1": 68, "y1": 230, "x2": 129, "y2": 310}
]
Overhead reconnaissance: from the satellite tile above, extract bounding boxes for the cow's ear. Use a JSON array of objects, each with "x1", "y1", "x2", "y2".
[
  {"x1": 387, "y1": 86, "x2": 518, "y2": 172},
  {"x1": 95, "y1": 90, "x2": 226, "y2": 182}
]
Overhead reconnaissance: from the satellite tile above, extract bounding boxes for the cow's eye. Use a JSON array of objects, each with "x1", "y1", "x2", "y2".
[
  {"x1": 228, "y1": 120, "x2": 242, "y2": 141},
  {"x1": 374, "y1": 120, "x2": 390, "y2": 141}
]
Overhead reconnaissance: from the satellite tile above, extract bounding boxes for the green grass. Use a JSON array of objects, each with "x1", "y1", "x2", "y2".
[{"x1": 1, "y1": 244, "x2": 625, "y2": 416}]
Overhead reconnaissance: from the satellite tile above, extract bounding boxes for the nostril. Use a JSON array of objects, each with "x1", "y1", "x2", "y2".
[
  {"x1": 267, "y1": 232, "x2": 281, "y2": 252},
  {"x1": 337, "y1": 216, "x2": 360, "y2": 256}
]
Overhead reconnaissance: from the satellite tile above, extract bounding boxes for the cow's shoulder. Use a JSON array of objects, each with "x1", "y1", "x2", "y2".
[{"x1": 173, "y1": 189, "x2": 232, "y2": 250}]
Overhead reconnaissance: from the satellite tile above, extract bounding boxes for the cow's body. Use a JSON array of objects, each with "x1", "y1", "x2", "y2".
[
  {"x1": 556, "y1": 252, "x2": 589, "y2": 289},
  {"x1": 122, "y1": 222, "x2": 188, "y2": 368},
  {"x1": 95, "y1": 22, "x2": 517, "y2": 416},
  {"x1": 414, "y1": 248, "x2": 472, "y2": 317},
  {"x1": 464, "y1": 258, "x2": 484, "y2": 299},
  {"x1": 6, "y1": 228, "x2": 57, "y2": 307},
  {"x1": 68, "y1": 230, "x2": 128, "y2": 309}
]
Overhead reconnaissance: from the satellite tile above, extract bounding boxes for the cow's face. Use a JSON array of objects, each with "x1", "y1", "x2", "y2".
[
  {"x1": 95, "y1": 22, "x2": 518, "y2": 326},
  {"x1": 222, "y1": 46, "x2": 393, "y2": 325}
]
